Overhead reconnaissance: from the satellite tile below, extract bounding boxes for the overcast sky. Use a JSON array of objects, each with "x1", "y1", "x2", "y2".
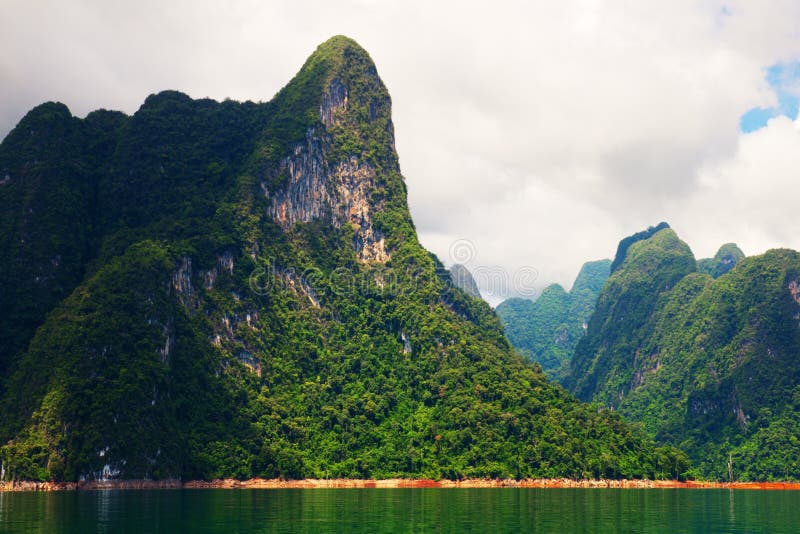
[{"x1": 3, "y1": 0, "x2": 800, "y2": 304}]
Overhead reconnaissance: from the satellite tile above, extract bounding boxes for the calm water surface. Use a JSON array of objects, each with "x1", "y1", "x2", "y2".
[{"x1": 0, "y1": 488, "x2": 797, "y2": 533}]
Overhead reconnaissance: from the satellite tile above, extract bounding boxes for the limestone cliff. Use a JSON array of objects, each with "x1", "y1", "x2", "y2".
[
  {"x1": 0, "y1": 36, "x2": 685, "y2": 484},
  {"x1": 262, "y1": 42, "x2": 398, "y2": 263}
]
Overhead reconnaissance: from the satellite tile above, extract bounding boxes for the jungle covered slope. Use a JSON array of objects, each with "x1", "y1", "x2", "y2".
[
  {"x1": 697, "y1": 243, "x2": 745, "y2": 278},
  {"x1": 497, "y1": 260, "x2": 610, "y2": 382},
  {"x1": 567, "y1": 225, "x2": 800, "y2": 481},
  {"x1": 0, "y1": 37, "x2": 686, "y2": 482}
]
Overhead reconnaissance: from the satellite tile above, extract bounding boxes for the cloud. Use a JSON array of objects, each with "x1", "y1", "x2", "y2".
[
  {"x1": 678, "y1": 115, "x2": 800, "y2": 255},
  {"x1": 2, "y1": 0, "x2": 800, "y2": 303},
  {"x1": 740, "y1": 62, "x2": 800, "y2": 132}
]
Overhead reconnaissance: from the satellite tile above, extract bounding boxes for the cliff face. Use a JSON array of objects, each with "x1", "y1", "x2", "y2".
[
  {"x1": 0, "y1": 36, "x2": 684, "y2": 483},
  {"x1": 266, "y1": 132, "x2": 387, "y2": 263},
  {"x1": 261, "y1": 38, "x2": 400, "y2": 264}
]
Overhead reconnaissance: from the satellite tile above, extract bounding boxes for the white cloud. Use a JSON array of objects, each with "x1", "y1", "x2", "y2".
[
  {"x1": 2, "y1": 0, "x2": 800, "y2": 301},
  {"x1": 677, "y1": 115, "x2": 800, "y2": 256}
]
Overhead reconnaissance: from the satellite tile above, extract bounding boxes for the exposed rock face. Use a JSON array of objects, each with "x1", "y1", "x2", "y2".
[
  {"x1": 266, "y1": 130, "x2": 333, "y2": 228},
  {"x1": 265, "y1": 132, "x2": 388, "y2": 263},
  {"x1": 202, "y1": 252, "x2": 234, "y2": 290},
  {"x1": 211, "y1": 306, "x2": 263, "y2": 376},
  {"x1": 320, "y1": 78, "x2": 348, "y2": 128},
  {"x1": 157, "y1": 322, "x2": 174, "y2": 365},
  {"x1": 334, "y1": 157, "x2": 387, "y2": 263},
  {"x1": 279, "y1": 269, "x2": 321, "y2": 308},
  {"x1": 172, "y1": 257, "x2": 196, "y2": 309},
  {"x1": 789, "y1": 279, "x2": 800, "y2": 307},
  {"x1": 264, "y1": 80, "x2": 388, "y2": 263}
]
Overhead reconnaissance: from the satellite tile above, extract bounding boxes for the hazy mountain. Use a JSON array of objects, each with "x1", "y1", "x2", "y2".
[
  {"x1": 448, "y1": 263, "x2": 481, "y2": 299},
  {"x1": 497, "y1": 260, "x2": 610, "y2": 382}
]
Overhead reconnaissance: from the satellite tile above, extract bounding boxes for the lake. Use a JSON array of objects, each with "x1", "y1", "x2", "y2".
[{"x1": 1, "y1": 488, "x2": 798, "y2": 532}]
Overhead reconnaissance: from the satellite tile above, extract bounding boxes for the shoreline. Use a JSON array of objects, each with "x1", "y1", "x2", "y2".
[{"x1": 3, "y1": 478, "x2": 800, "y2": 492}]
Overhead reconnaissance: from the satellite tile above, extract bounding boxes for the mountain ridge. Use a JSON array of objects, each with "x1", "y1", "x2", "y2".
[
  {"x1": 566, "y1": 224, "x2": 800, "y2": 480},
  {"x1": 497, "y1": 259, "x2": 611, "y2": 382}
]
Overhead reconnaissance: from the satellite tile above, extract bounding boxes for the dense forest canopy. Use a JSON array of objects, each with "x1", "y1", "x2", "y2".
[{"x1": 0, "y1": 37, "x2": 687, "y2": 482}]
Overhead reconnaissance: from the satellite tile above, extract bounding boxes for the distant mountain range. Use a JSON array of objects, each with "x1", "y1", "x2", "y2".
[
  {"x1": 567, "y1": 225, "x2": 800, "y2": 480},
  {"x1": 500, "y1": 221, "x2": 800, "y2": 481},
  {"x1": 497, "y1": 260, "x2": 610, "y2": 382}
]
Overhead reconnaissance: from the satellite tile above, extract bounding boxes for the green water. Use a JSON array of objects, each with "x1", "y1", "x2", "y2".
[{"x1": 0, "y1": 488, "x2": 797, "y2": 533}]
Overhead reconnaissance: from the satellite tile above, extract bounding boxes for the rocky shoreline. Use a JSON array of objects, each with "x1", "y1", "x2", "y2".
[{"x1": 3, "y1": 478, "x2": 800, "y2": 492}]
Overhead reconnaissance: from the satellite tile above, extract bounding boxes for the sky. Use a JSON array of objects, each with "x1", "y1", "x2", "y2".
[{"x1": 2, "y1": 0, "x2": 800, "y2": 305}]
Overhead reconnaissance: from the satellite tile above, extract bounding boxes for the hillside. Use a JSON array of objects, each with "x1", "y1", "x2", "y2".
[
  {"x1": 567, "y1": 225, "x2": 800, "y2": 480},
  {"x1": 0, "y1": 37, "x2": 685, "y2": 483},
  {"x1": 497, "y1": 260, "x2": 610, "y2": 382}
]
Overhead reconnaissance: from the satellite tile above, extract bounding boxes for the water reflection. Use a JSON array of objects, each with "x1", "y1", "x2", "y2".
[{"x1": 0, "y1": 488, "x2": 798, "y2": 533}]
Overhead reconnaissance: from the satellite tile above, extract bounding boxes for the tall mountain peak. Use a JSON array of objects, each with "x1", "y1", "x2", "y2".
[
  {"x1": 259, "y1": 37, "x2": 401, "y2": 263},
  {"x1": 609, "y1": 222, "x2": 670, "y2": 272},
  {"x1": 0, "y1": 38, "x2": 685, "y2": 483},
  {"x1": 566, "y1": 227, "x2": 800, "y2": 479},
  {"x1": 567, "y1": 225, "x2": 695, "y2": 404},
  {"x1": 275, "y1": 35, "x2": 388, "y2": 130}
]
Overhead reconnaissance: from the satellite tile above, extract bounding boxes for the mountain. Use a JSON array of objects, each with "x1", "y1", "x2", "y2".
[
  {"x1": 497, "y1": 260, "x2": 610, "y2": 382},
  {"x1": 609, "y1": 222, "x2": 670, "y2": 273},
  {"x1": 697, "y1": 243, "x2": 745, "y2": 278},
  {"x1": 0, "y1": 37, "x2": 685, "y2": 483},
  {"x1": 567, "y1": 225, "x2": 800, "y2": 480},
  {"x1": 567, "y1": 227, "x2": 697, "y2": 405},
  {"x1": 449, "y1": 264, "x2": 481, "y2": 299}
]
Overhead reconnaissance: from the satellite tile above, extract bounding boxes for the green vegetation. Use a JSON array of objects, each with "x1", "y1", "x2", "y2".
[
  {"x1": 566, "y1": 224, "x2": 800, "y2": 480},
  {"x1": 0, "y1": 36, "x2": 686, "y2": 482},
  {"x1": 697, "y1": 243, "x2": 745, "y2": 278},
  {"x1": 567, "y1": 228, "x2": 697, "y2": 405},
  {"x1": 609, "y1": 222, "x2": 670, "y2": 273},
  {"x1": 497, "y1": 260, "x2": 610, "y2": 382}
]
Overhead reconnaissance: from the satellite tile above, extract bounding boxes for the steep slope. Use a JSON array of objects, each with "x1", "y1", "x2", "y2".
[
  {"x1": 697, "y1": 243, "x2": 745, "y2": 278},
  {"x1": 609, "y1": 222, "x2": 670, "y2": 273},
  {"x1": 497, "y1": 260, "x2": 610, "y2": 382},
  {"x1": 0, "y1": 105, "x2": 127, "y2": 395},
  {"x1": 449, "y1": 263, "x2": 481, "y2": 299},
  {"x1": 567, "y1": 228, "x2": 697, "y2": 405},
  {"x1": 568, "y1": 225, "x2": 800, "y2": 480},
  {"x1": 619, "y1": 249, "x2": 800, "y2": 480},
  {"x1": 0, "y1": 37, "x2": 685, "y2": 483}
]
